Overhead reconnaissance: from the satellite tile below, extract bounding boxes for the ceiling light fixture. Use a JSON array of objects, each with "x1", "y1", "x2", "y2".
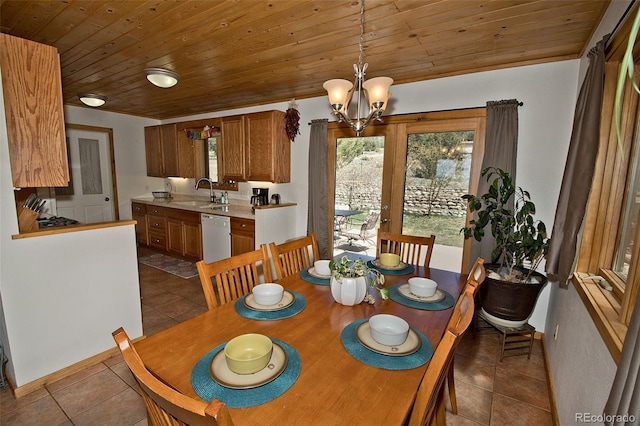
[
  {"x1": 323, "y1": 0, "x2": 393, "y2": 136},
  {"x1": 144, "y1": 68, "x2": 180, "y2": 88},
  {"x1": 78, "y1": 94, "x2": 107, "y2": 107}
]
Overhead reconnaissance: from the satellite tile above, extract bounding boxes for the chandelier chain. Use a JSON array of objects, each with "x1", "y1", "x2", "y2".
[{"x1": 358, "y1": 0, "x2": 365, "y2": 67}]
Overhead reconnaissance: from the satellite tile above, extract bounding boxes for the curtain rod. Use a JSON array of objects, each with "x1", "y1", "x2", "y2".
[{"x1": 307, "y1": 102, "x2": 523, "y2": 125}]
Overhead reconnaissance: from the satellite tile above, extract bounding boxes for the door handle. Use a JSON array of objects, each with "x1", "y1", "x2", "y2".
[
  {"x1": 381, "y1": 218, "x2": 389, "y2": 223},
  {"x1": 105, "y1": 197, "x2": 110, "y2": 201}
]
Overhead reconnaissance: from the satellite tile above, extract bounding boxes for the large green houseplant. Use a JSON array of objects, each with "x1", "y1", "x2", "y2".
[{"x1": 462, "y1": 167, "x2": 551, "y2": 326}]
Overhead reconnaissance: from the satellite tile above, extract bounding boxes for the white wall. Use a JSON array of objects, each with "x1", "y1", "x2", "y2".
[{"x1": 0, "y1": 76, "x2": 144, "y2": 388}]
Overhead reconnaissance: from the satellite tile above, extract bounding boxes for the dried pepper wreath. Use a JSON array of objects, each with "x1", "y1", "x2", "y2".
[{"x1": 285, "y1": 98, "x2": 300, "y2": 142}]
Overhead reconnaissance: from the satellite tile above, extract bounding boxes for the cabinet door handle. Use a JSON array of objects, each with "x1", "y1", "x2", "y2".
[{"x1": 241, "y1": 223, "x2": 246, "y2": 228}]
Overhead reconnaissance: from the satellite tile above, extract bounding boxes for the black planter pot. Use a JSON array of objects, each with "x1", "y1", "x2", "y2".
[{"x1": 478, "y1": 263, "x2": 547, "y2": 324}]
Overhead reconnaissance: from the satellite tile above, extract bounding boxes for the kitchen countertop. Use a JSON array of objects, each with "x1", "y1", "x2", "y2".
[{"x1": 131, "y1": 196, "x2": 296, "y2": 220}]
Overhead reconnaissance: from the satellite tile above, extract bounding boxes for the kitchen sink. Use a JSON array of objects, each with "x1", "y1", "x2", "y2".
[{"x1": 200, "y1": 204, "x2": 228, "y2": 211}]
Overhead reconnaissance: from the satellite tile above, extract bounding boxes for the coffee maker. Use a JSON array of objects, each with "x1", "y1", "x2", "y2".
[{"x1": 251, "y1": 188, "x2": 269, "y2": 206}]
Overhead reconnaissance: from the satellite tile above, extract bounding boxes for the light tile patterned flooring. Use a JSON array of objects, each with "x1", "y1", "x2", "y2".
[{"x1": 0, "y1": 247, "x2": 553, "y2": 425}]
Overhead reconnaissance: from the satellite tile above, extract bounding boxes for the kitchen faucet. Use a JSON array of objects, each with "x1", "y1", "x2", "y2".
[{"x1": 195, "y1": 177, "x2": 216, "y2": 203}]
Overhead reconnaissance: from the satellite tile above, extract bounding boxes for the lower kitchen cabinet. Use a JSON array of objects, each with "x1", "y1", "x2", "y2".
[
  {"x1": 132, "y1": 202, "x2": 202, "y2": 260},
  {"x1": 230, "y1": 217, "x2": 255, "y2": 256},
  {"x1": 132, "y1": 202, "x2": 148, "y2": 245},
  {"x1": 167, "y1": 210, "x2": 202, "y2": 259}
]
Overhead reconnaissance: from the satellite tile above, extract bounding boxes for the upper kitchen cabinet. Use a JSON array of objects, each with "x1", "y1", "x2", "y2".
[
  {"x1": 0, "y1": 33, "x2": 69, "y2": 187},
  {"x1": 144, "y1": 124, "x2": 179, "y2": 177},
  {"x1": 219, "y1": 115, "x2": 246, "y2": 182},
  {"x1": 220, "y1": 110, "x2": 290, "y2": 183}
]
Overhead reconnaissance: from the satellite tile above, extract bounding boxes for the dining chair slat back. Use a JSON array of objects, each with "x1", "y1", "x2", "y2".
[
  {"x1": 196, "y1": 244, "x2": 272, "y2": 310},
  {"x1": 112, "y1": 327, "x2": 234, "y2": 426},
  {"x1": 376, "y1": 231, "x2": 436, "y2": 268},
  {"x1": 408, "y1": 282, "x2": 478, "y2": 426},
  {"x1": 269, "y1": 232, "x2": 320, "y2": 279},
  {"x1": 447, "y1": 256, "x2": 486, "y2": 414}
]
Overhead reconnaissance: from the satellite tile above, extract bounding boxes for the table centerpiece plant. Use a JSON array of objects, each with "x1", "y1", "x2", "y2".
[
  {"x1": 461, "y1": 166, "x2": 551, "y2": 326},
  {"x1": 329, "y1": 256, "x2": 388, "y2": 305}
]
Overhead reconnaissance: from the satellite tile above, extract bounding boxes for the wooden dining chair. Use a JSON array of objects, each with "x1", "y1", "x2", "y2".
[
  {"x1": 408, "y1": 283, "x2": 478, "y2": 426},
  {"x1": 196, "y1": 244, "x2": 272, "y2": 310},
  {"x1": 376, "y1": 231, "x2": 436, "y2": 268},
  {"x1": 112, "y1": 327, "x2": 234, "y2": 426},
  {"x1": 446, "y1": 257, "x2": 486, "y2": 414},
  {"x1": 269, "y1": 232, "x2": 320, "y2": 279}
]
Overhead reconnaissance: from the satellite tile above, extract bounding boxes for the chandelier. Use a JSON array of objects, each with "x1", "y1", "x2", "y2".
[{"x1": 323, "y1": 0, "x2": 393, "y2": 136}]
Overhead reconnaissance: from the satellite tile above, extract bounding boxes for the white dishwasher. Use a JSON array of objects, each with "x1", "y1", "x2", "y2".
[{"x1": 201, "y1": 214, "x2": 231, "y2": 263}]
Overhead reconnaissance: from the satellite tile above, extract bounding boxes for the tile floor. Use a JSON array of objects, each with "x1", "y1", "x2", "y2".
[{"x1": 0, "y1": 247, "x2": 554, "y2": 425}]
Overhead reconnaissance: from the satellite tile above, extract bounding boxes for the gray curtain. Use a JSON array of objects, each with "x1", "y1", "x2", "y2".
[
  {"x1": 469, "y1": 99, "x2": 519, "y2": 266},
  {"x1": 545, "y1": 36, "x2": 607, "y2": 287},
  {"x1": 307, "y1": 119, "x2": 330, "y2": 259},
  {"x1": 604, "y1": 291, "x2": 640, "y2": 425}
]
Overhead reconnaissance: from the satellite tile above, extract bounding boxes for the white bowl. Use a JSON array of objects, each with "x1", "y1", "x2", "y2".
[
  {"x1": 379, "y1": 253, "x2": 400, "y2": 267},
  {"x1": 368, "y1": 314, "x2": 409, "y2": 346},
  {"x1": 314, "y1": 260, "x2": 331, "y2": 276},
  {"x1": 408, "y1": 277, "x2": 438, "y2": 298},
  {"x1": 224, "y1": 333, "x2": 273, "y2": 374},
  {"x1": 252, "y1": 283, "x2": 284, "y2": 306}
]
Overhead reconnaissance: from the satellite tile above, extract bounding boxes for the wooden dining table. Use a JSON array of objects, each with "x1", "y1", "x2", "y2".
[{"x1": 134, "y1": 264, "x2": 465, "y2": 425}]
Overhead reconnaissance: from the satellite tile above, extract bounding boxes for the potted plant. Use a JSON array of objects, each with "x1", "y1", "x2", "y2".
[
  {"x1": 461, "y1": 167, "x2": 551, "y2": 327},
  {"x1": 329, "y1": 256, "x2": 387, "y2": 306}
]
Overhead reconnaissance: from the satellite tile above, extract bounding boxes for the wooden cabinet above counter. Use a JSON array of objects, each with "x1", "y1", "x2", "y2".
[
  {"x1": 1, "y1": 33, "x2": 69, "y2": 188},
  {"x1": 144, "y1": 110, "x2": 290, "y2": 182}
]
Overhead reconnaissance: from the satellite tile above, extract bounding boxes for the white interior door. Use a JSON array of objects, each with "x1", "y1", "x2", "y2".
[{"x1": 56, "y1": 128, "x2": 114, "y2": 223}]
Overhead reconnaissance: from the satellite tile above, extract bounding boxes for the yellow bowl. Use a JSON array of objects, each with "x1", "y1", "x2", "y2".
[
  {"x1": 379, "y1": 253, "x2": 401, "y2": 267},
  {"x1": 224, "y1": 334, "x2": 273, "y2": 374}
]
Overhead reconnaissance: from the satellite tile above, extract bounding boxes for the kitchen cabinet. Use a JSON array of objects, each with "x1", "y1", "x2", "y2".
[
  {"x1": 132, "y1": 202, "x2": 148, "y2": 245},
  {"x1": 144, "y1": 124, "x2": 179, "y2": 177},
  {"x1": 219, "y1": 115, "x2": 245, "y2": 182},
  {"x1": 146, "y1": 205, "x2": 168, "y2": 250},
  {"x1": 177, "y1": 131, "x2": 205, "y2": 180},
  {"x1": 167, "y1": 209, "x2": 202, "y2": 259},
  {"x1": 230, "y1": 217, "x2": 255, "y2": 256},
  {"x1": 220, "y1": 110, "x2": 290, "y2": 183},
  {"x1": 133, "y1": 202, "x2": 202, "y2": 260},
  {"x1": 0, "y1": 33, "x2": 69, "y2": 187}
]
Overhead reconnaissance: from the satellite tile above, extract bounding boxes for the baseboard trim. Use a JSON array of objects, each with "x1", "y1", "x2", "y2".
[
  {"x1": 8, "y1": 335, "x2": 146, "y2": 399},
  {"x1": 541, "y1": 335, "x2": 560, "y2": 426}
]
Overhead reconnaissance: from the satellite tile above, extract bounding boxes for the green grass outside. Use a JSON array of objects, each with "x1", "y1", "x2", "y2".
[{"x1": 346, "y1": 211, "x2": 465, "y2": 247}]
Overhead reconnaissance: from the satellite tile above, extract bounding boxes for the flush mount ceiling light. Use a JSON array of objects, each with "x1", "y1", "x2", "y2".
[
  {"x1": 144, "y1": 68, "x2": 180, "y2": 88},
  {"x1": 78, "y1": 94, "x2": 107, "y2": 107},
  {"x1": 323, "y1": 0, "x2": 393, "y2": 136}
]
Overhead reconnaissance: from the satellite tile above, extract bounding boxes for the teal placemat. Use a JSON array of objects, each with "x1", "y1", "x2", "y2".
[
  {"x1": 341, "y1": 319, "x2": 432, "y2": 370},
  {"x1": 388, "y1": 283, "x2": 455, "y2": 311},
  {"x1": 367, "y1": 260, "x2": 415, "y2": 275},
  {"x1": 299, "y1": 267, "x2": 330, "y2": 285},
  {"x1": 234, "y1": 291, "x2": 306, "y2": 320},
  {"x1": 191, "y1": 338, "x2": 301, "y2": 408}
]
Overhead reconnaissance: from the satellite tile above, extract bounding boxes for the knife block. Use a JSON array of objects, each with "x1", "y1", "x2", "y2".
[{"x1": 17, "y1": 206, "x2": 39, "y2": 232}]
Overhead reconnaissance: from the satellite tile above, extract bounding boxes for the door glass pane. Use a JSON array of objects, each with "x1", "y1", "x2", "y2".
[
  {"x1": 333, "y1": 136, "x2": 384, "y2": 257},
  {"x1": 404, "y1": 131, "x2": 474, "y2": 271},
  {"x1": 79, "y1": 138, "x2": 102, "y2": 194}
]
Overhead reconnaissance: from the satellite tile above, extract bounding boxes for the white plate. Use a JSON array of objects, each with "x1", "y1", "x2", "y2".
[
  {"x1": 397, "y1": 283, "x2": 445, "y2": 303},
  {"x1": 209, "y1": 342, "x2": 288, "y2": 389},
  {"x1": 355, "y1": 322, "x2": 421, "y2": 356},
  {"x1": 307, "y1": 266, "x2": 331, "y2": 279},
  {"x1": 372, "y1": 258, "x2": 408, "y2": 271},
  {"x1": 244, "y1": 290, "x2": 295, "y2": 311}
]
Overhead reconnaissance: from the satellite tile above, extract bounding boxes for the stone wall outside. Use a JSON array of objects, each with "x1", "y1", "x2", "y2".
[{"x1": 336, "y1": 182, "x2": 468, "y2": 217}]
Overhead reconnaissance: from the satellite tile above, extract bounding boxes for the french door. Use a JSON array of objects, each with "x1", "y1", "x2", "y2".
[{"x1": 328, "y1": 109, "x2": 486, "y2": 273}]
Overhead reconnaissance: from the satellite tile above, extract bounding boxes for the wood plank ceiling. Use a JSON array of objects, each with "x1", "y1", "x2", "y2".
[{"x1": 0, "y1": 0, "x2": 610, "y2": 120}]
